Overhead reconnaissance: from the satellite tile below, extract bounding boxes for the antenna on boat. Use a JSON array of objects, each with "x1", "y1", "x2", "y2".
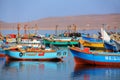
[
  {"x1": 114, "y1": 26, "x2": 117, "y2": 33},
  {"x1": 107, "y1": 26, "x2": 110, "y2": 32},
  {"x1": 102, "y1": 24, "x2": 107, "y2": 30},
  {"x1": 55, "y1": 25, "x2": 58, "y2": 37},
  {"x1": 35, "y1": 24, "x2": 38, "y2": 35},
  {"x1": 67, "y1": 25, "x2": 71, "y2": 33},
  {"x1": 73, "y1": 24, "x2": 76, "y2": 33},
  {"x1": 24, "y1": 25, "x2": 27, "y2": 35}
]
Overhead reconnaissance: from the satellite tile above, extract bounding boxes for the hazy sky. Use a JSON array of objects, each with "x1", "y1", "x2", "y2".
[{"x1": 0, "y1": 0, "x2": 120, "y2": 22}]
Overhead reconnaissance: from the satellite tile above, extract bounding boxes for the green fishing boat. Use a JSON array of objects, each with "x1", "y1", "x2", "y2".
[{"x1": 43, "y1": 37, "x2": 79, "y2": 46}]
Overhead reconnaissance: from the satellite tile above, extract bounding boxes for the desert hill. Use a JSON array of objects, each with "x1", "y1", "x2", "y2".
[{"x1": 0, "y1": 14, "x2": 120, "y2": 31}]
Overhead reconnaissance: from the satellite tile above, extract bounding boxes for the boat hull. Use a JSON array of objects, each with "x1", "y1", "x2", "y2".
[
  {"x1": 43, "y1": 38, "x2": 79, "y2": 46},
  {"x1": 104, "y1": 41, "x2": 118, "y2": 51},
  {"x1": 5, "y1": 50, "x2": 67, "y2": 61},
  {"x1": 69, "y1": 47, "x2": 120, "y2": 66}
]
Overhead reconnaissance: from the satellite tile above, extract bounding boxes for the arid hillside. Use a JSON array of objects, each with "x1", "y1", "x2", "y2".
[{"x1": 0, "y1": 14, "x2": 120, "y2": 31}]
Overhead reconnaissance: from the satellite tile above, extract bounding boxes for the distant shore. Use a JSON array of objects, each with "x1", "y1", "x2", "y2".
[{"x1": 0, "y1": 14, "x2": 120, "y2": 31}]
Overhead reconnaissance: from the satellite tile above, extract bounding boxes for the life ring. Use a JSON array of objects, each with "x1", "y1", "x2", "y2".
[{"x1": 19, "y1": 53, "x2": 23, "y2": 57}]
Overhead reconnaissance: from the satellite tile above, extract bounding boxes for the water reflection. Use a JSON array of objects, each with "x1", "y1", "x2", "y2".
[
  {"x1": 0, "y1": 57, "x2": 6, "y2": 66},
  {"x1": 1, "y1": 56, "x2": 120, "y2": 80},
  {"x1": 4, "y1": 61, "x2": 67, "y2": 71},
  {"x1": 1, "y1": 60, "x2": 73, "y2": 80},
  {"x1": 72, "y1": 65, "x2": 120, "y2": 80}
]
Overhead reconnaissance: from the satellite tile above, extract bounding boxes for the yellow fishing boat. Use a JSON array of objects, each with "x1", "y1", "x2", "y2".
[{"x1": 79, "y1": 39, "x2": 104, "y2": 49}]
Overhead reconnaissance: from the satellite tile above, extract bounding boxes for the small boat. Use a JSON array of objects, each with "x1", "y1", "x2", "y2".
[
  {"x1": 69, "y1": 47, "x2": 120, "y2": 66},
  {"x1": 4, "y1": 46, "x2": 68, "y2": 61},
  {"x1": 79, "y1": 36, "x2": 104, "y2": 49},
  {"x1": 101, "y1": 28, "x2": 120, "y2": 51}
]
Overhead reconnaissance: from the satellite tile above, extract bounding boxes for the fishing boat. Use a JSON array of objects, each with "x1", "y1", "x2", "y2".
[
  {"x1": 43, "y1": 37, "x2": 79, "y2": 46},
  {"x1": 4, "y1": 46, "x2": 68, "y2": 61},
  {"x1": 6, "y1": 34, "x2": 17, "y2": 43},
  {"x1": 43, "y1": 24, "x2": 80, "y2": 46},
  {"x1": 20, "y1": 37, "x2": 42, "y2": 44},
  {"x1": 79, "y1": 36, "x2": 104, "y2": 49},
  {"x1": 104, "y1": 40, "x2": 120, "y2": 51},
  {"x1": 79, "y1": 39, "x2": 104, "y2": 49},
  {"x1": 69, "y1": 47, "x2": 120, "y2": 66},
  {"x1": 101, "y1": 28, "x2": 120, "y2": 51}
]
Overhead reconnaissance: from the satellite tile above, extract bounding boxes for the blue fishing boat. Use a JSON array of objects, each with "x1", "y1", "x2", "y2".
[
  {"x1": 101, "y1": 28, "x2": 120, "y2": 51},
  {"x1": 82, "y1": 36, "x2": 103, "y2": 43},
  {"x1": 4, "y1": 47, "x2": 68, "y2": 61},
  {"x1": 104, "y1": 40, "x2": 120, "y2": 51},
  {"x1": 69, "y1": 47, "x2": 120, "y2": 66}
]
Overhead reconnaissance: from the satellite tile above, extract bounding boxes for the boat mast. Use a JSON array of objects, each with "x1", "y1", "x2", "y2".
[
  {"x1": 24, "y1": 24, "x2": 27, "y2": 38},
  {"x1": 17, "y1": 24, "x2": 20, "y2": 38}
]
